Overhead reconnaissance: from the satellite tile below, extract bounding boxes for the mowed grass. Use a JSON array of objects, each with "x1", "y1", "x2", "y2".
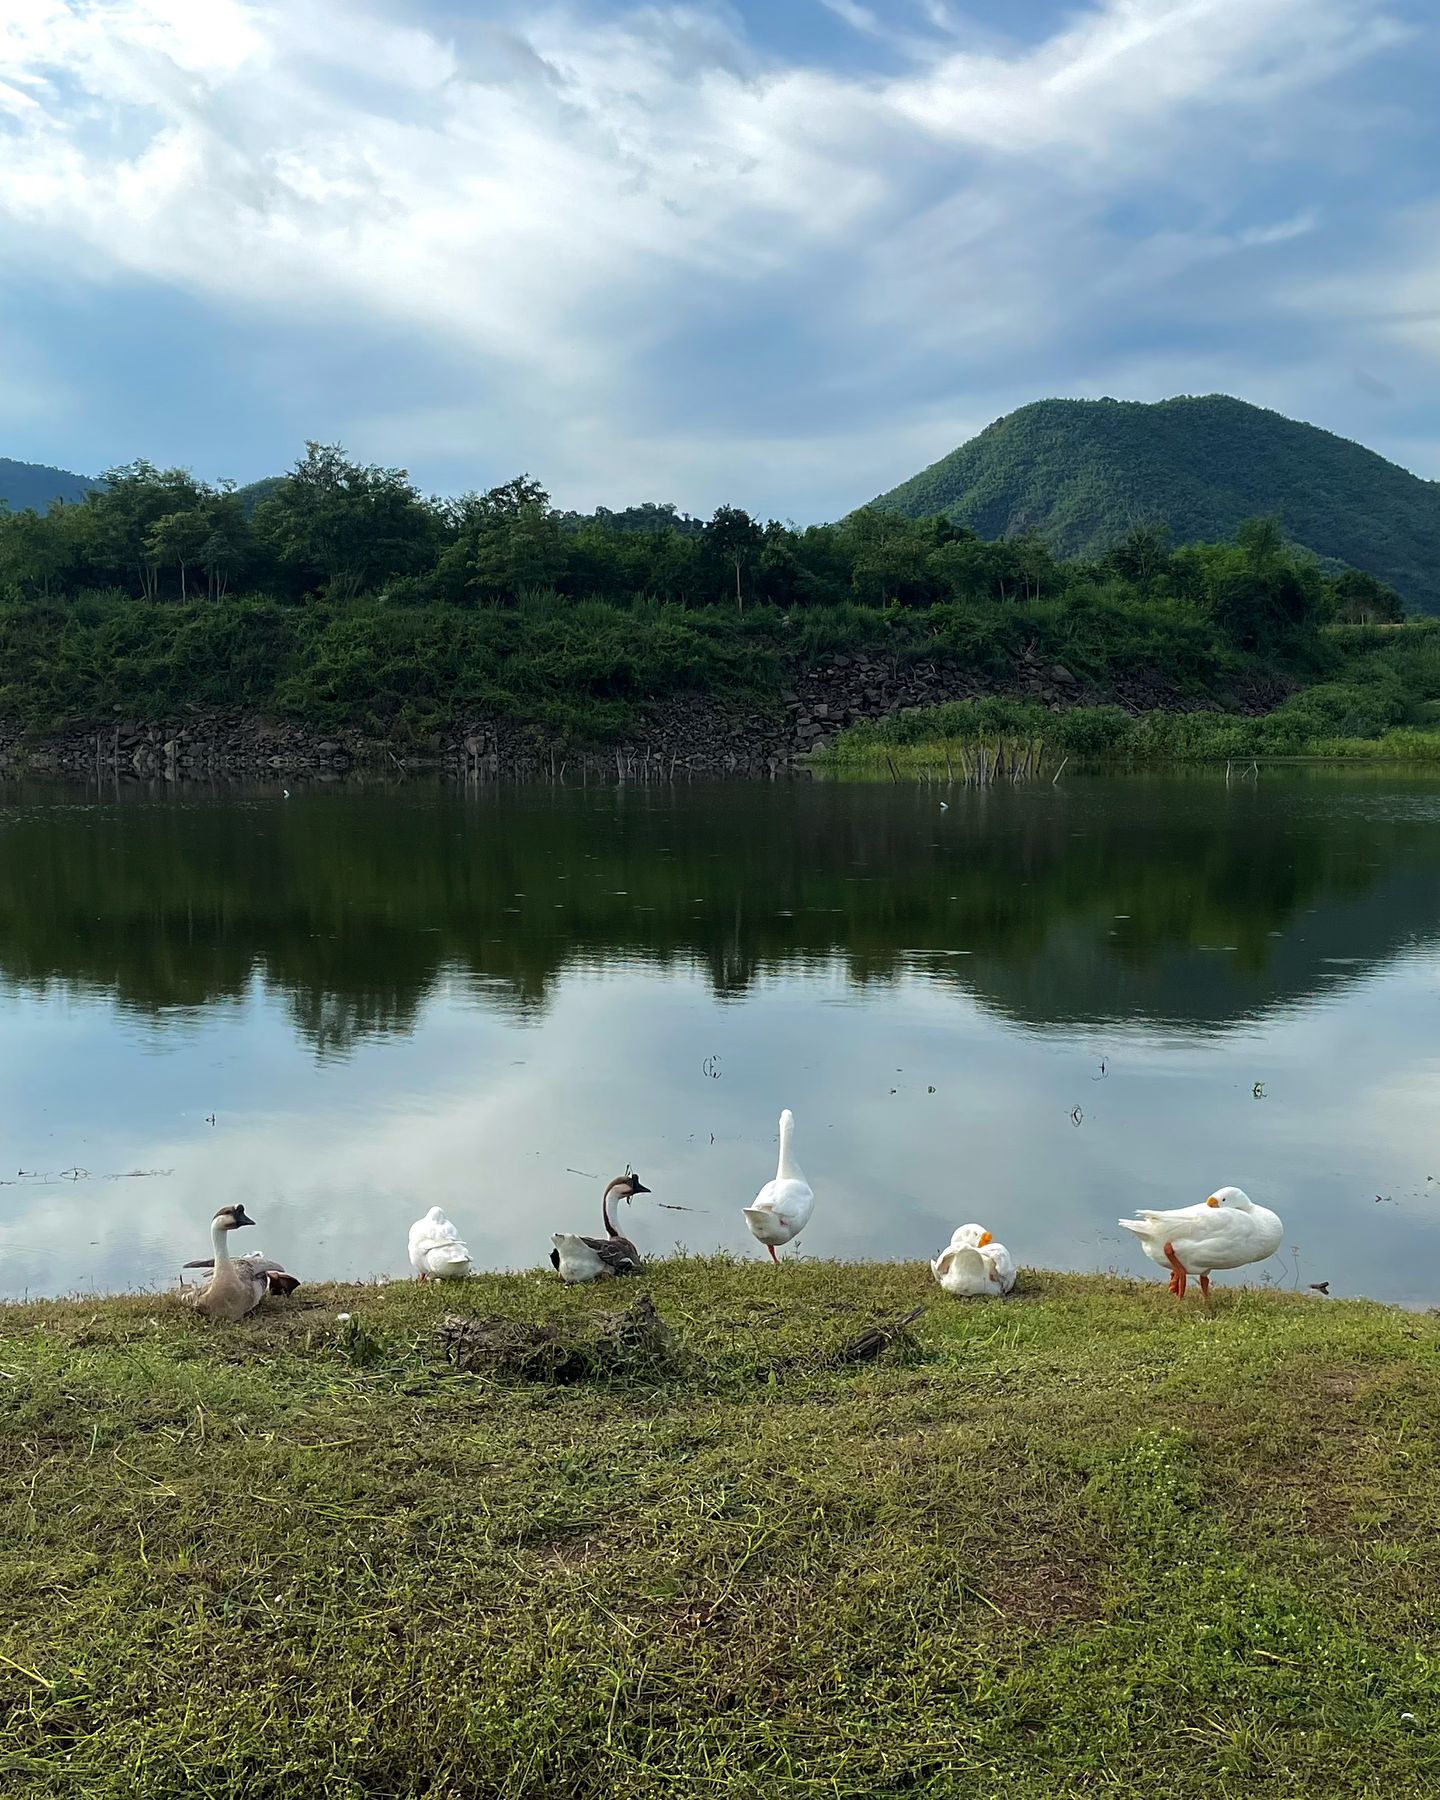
[{"x1": 3, "y1": 1261, "x2": 1440, "y2": 1798}]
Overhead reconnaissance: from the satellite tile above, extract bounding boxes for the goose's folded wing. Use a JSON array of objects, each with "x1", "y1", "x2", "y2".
[
  {"x1": 580, "y1": 1234, "x2": 643, "y2": 1273},
  {"x1": 1119, "y1": 1203, "x2": 1210, "y2": 1234},
  {"x1": 1164, "y1": 1210, "x2": 1242, "y2": 1248}
]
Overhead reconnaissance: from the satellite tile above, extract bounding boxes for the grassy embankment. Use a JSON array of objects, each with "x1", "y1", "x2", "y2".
[
  {"x1": 0, "y1": 593, "x2": 1421, "y2": 751},
  {"x1": 3, "y1": 1261, "x2": 1439, "y2": 1797},
  {"x1": 815, "y1": 621, "x2": 1440, "y2": 773}
]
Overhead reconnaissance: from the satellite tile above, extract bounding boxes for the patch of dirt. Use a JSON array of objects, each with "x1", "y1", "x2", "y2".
[
  {"x1": 976, "y1": 1548, "x2": 1103, "y2": 1634},
  {"x1": 1314, "y1": 1368, "x2": 1367, "y2": 1400},
  {"x1": 541, "y1": 1535, "x2": 608, "y2": 1571}
]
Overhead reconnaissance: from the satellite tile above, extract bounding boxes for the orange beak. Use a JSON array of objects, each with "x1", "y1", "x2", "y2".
[
  {"x1": 1205, "y1": 1195, "x2": 1221, "y2": 1208},
  {"x1": 978, "y1": 1230, "x2": 994, "y2": 1247}
]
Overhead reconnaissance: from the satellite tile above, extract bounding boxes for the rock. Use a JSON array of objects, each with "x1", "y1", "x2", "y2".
[{"x1": 1048, "y1": 664, "x2": 1076, "y2": 686}]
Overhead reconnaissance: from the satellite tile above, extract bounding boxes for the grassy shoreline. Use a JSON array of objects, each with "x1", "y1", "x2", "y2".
[
  {"x1": 812, "y1": 730, "x2": 1440, "y2": 778},
  {"x1": 4, "y1": 1261, "x2": 1439, "y2": 1796},
  {"x1": 813, "y1": 706, "x2": 1440, "y2": 775},
  {"x1": 812, "y1": 624, "x2": 1440, "y2": 772}
]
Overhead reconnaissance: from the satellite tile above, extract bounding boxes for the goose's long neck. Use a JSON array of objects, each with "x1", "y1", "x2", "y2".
[
  {"x1": 210, "y1": 1220, "x2": 231, "y2": 1264},
  {"x1": 777, "y1": 1112, "x2": 797, "y2": 1180},
  {"x1": 602, "y1": 1182, "x2": 623, "y2": 1239}
]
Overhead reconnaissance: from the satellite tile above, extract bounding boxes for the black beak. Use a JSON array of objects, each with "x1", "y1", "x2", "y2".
[
  {"x1": 233, "y1": 1208, "x2": 255, "y2": 1228},
  {"x1": 631, "y1": 1180, "x2": 651, "y2": 1197}
]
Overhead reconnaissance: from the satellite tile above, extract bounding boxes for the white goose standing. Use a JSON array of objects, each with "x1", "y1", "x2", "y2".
[
  {"x1": 742, "y1": 1108, "x2": 814, "y2": 1263},
  {"x1": 1119, "y1": 1185, "x2": 1283, "y2": 1302},
  {"x1": 408, "y1": 1206, "x2": 474, "y2": 1281}
]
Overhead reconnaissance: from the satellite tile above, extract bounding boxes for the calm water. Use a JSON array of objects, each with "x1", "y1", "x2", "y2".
[{"x1": 2, "y1": 773, "x2": 1438, "y2": 1304}]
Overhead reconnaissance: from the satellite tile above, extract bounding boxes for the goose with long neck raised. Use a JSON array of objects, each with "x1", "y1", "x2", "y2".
[
  {"x1": 182, "y1": 1204, "x2": 300, "y2": 1321},
  {"x1": 742, "y1": 1109, "x2": 814, "y2": 1263},
  {"x1": 551, "y1": 1170, "x2": 650, "y2": 1282}
]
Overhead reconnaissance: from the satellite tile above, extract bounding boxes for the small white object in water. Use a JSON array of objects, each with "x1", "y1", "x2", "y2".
[{"x1": 939, "y1": 801, "x2": 949, "y2": 811}]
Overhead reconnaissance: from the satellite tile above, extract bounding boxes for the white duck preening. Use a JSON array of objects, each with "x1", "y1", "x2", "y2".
[
  {"x1": 408, "y1": 1206, "x2": 473, "y2": 1281},
  {"x1": 742, "y1": 1109, "x2": 814, "y2": 1263},
  {"x1": 1119, "y1": 1185, "x2": 1283, "y2": 1302},
  {"x1": 182, "y1": 1204, "x2": 301, "y2": 1321},
  {"x1": 932, "y1": 1222, "x2": 1017, "y2": 1299}
]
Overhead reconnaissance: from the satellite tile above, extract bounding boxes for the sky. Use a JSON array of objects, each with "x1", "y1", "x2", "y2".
[{"x1": 0, "y1": 0, "x2": 1438, "y2": 521}]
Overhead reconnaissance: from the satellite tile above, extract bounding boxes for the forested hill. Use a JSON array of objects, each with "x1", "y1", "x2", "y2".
[
  {"x1": 872, "y1": 396, "x2": 1440, "y2": 615},
  {"x1": 0, "y1": 457, "x2": 95, "y2": 513}
]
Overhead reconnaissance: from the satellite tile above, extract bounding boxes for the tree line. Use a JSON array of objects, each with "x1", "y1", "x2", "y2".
[{"x1": 0, "y1": 441, "x2": 1406, "y2": 656}]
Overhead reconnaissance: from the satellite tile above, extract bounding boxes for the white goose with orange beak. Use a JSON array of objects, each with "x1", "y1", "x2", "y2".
[
  {"x1": 1120, "y1": 1185, "x2": 1283, "y2": 1302},
  {"x1": 932, "y1": 1222, "x2": 1016, "y2": 1298}
]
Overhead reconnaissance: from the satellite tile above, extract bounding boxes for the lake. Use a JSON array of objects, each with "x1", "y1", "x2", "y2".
[{"x1": 2, "y1": 771, "x2": 1438, "y2": 1304}]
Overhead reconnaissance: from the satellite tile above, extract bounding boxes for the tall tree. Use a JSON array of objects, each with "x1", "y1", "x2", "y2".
[
  {"x1": 703, "y1": 505, "x2": 763, "y2": 609},
  {"x1": 435, "y1": 476, "x2": 566, "y2": 604},
  {"x1": 146, "y1": 509, "x2": 209, "y2": 603},
  {"x1": 255, "y1": 443, "x2": 438, "y2": 600},
  {"x1": 1332, "y1": 568, "x2": 1404, "y2": 625},
  {"x1": 89, "y1": 462, "x2": 207, "y2": 600}
]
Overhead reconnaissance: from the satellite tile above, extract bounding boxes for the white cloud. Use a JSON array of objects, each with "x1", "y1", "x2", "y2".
[
  {"x1": 0, "y1": 0, "x2": 1423, "y2": 509},
  {"x1": 1294, "y1": 202, "x2": 1440, "y2": 370}
]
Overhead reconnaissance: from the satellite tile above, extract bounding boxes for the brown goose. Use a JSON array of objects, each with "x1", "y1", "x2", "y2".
[
  {"x1": 550, "y1": 1171, "x2": 650, "y2": 1282},
  {"x1": 182, "y1": 1204, "x2": 301, "y2": 1320}
]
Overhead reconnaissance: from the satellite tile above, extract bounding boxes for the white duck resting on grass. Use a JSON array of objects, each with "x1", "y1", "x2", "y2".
[
  {"x1": 1119, "y1": 1185, "x2": 1283, "y2": 1302},
  {"x1": 742, "y1": 1108, "x2": 814, "y2": 1263},
  {"x1": 932, "y1": 1223, "x2": 1017, "y2": 1299},
  {"x1": 408, "y1": 1206, "x2": 474, "y2": 1281}
]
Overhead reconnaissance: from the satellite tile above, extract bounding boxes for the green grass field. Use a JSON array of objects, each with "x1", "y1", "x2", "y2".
[{"x1": 3, "y1": 1261, "x2": 1438, "y2": 1797}]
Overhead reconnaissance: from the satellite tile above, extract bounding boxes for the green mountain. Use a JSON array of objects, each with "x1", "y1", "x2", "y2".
[
  {"x1": 0, "y1": 456, "x2": 96, "y2": 513},
  {"x1": 234, "y1": 475, "x2": 284, "y2": 515},
  {"x1": 872, "y1": 395, "x2": 1440, "y2": 614}
]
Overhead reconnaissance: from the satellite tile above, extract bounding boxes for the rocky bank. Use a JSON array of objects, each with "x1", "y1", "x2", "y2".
[{"x1": 0, "y1": 648, "x2": 1293, "y2": 781}]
